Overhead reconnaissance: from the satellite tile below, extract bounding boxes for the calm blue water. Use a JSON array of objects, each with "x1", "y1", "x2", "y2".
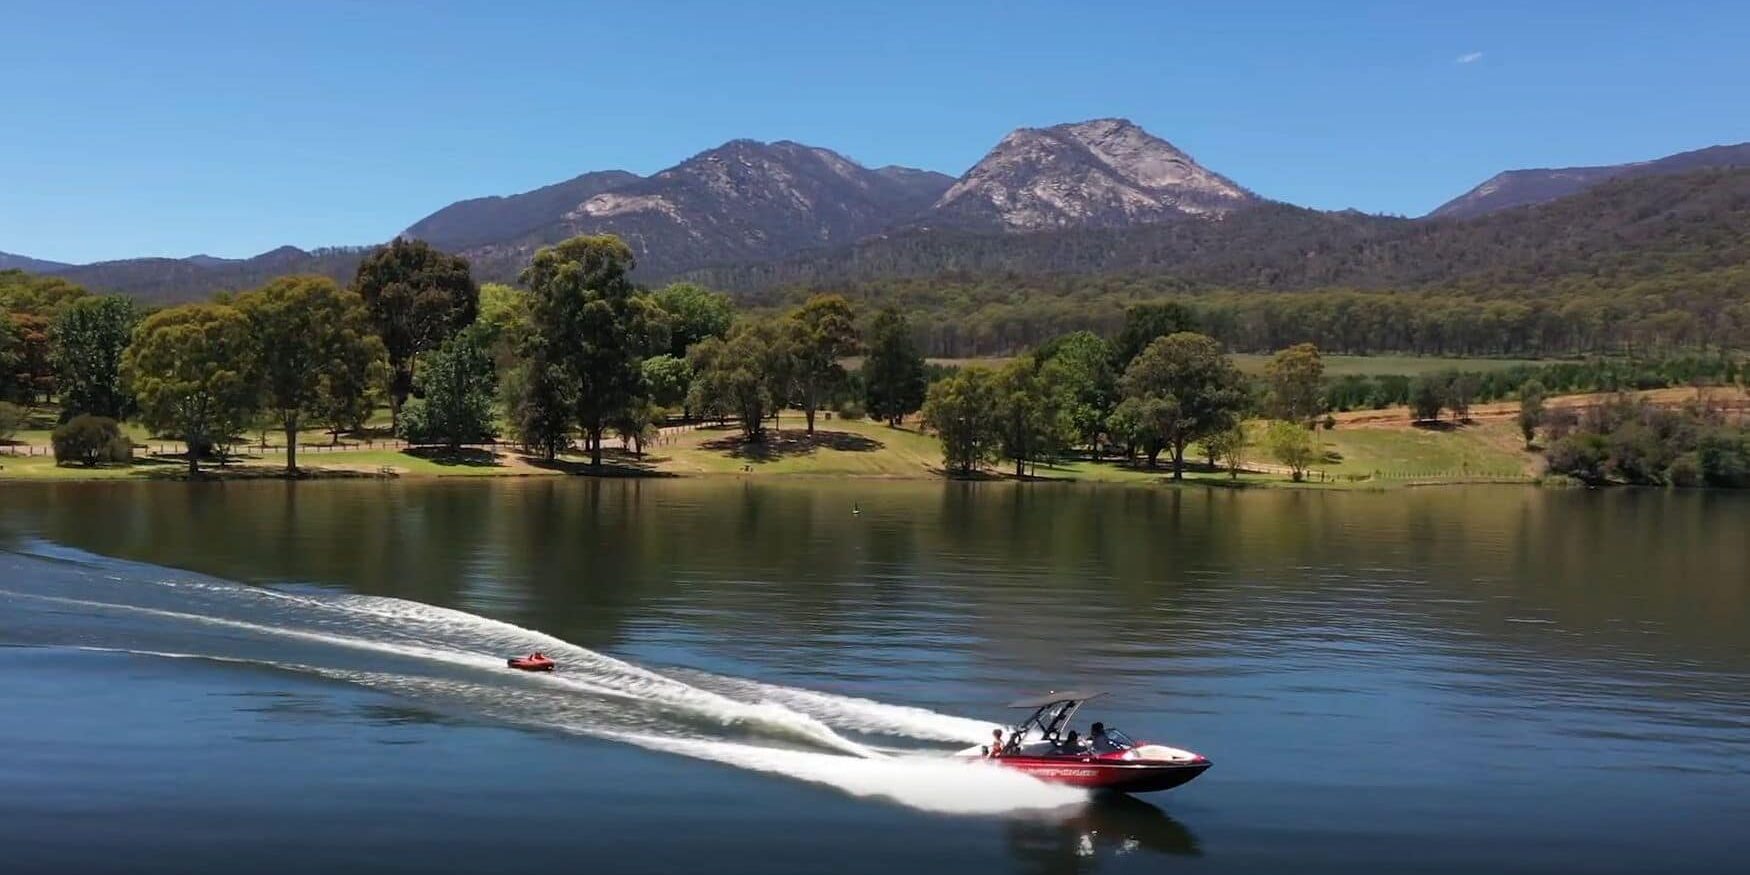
[{"x1": 1, "y1": 480, "x2": 1746, "y2": 874}]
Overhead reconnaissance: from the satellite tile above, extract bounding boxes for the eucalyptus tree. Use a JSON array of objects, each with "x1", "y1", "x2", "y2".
[
  {"x1": 237, "y1": 276, "x2": 383, "y2": 472},
  {"x1": 350, "y1": 237, "x2": 478, "y2": 427},
  {"x1": 124, "y1": 303, "x2": 260, "y2": 476}
]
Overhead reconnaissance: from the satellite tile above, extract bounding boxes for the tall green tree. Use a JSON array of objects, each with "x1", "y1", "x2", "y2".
[
  {"x1": 350, "y1": 237, "x2": 479, "y2": 428},
  {"x1": 787, "y1": 294, "x2": 860, "y2": 433},
  {"x1": 399, "y1": 325, "x2": 497, "y2": 450},
  {"x1": 521, "y1": 235, "x2": 656, "y2": 466},
  {"x1": 0, "y1": 316, "x2": 19, "y2": 402},
  {"x1": 993, "y1": 359, "x2": 1068, "y2": 478},
  {"x1": 6, "y1": 313, "x2": 54, "y2": 404},
  {"x1": 921, "y1": 367, "x2": 1000, "y2": 476},
  {"x1": 653, "y1": 282, "x2": 734, "y2": 358},
  {"x1": 863, "y1": 307, "x2": 926, "y2": 426},
  {"x1": 1035, "y1": 330, "x2": 1117, "y2": 456},
  {"x1": 237, "y1": 276, "x2": 383, "y2": 473},
  {"x1": 1119, "y1": 332, "x2": 1247, "y2": 479},
  {"x1": 1107, "y1": 395, "x2": 1180, "y2": 467},
  {"x1": 1265, "y1": 343, "x2": 1326, "y2": 424},
  {"x1": 686, "y1": 320, "x2": 791, "y2": 440},
  {"x1": 50, "y1": 295, "x2": 137, "y2": 420},
  {"x1": 641, "y1": 354, "x2": 693, "y2": 411},
  {"x1": 1114, "y1": 301, "x2": 1198, "y2": 367},
  {"x1": 503, "y1": 348, "x2": 576, "y2": 461},
  {"x1": 124, "y1": 304, "x2": 260, "y2": 476},
  {"x1": 1518, "y1": 379, "x2": 1547, "y2": 448}
]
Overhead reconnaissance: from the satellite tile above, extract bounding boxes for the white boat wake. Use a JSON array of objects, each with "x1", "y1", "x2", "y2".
[{"x1": 0, "y1": 545, "x2": 1084, "y2": 815}]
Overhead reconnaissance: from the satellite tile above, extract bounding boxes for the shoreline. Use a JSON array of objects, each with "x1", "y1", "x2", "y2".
[{"x1": 0, "y1": 451, "x2": 1539, "y2": 490}]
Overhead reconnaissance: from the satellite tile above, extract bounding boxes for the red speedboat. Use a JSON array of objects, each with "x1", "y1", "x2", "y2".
[
  {"x1": 960, "y1": 691, "x2": 1210, "y2": 794},
  {"x1": 507, "y1": 653, "x2": 556, "y2": 672}
]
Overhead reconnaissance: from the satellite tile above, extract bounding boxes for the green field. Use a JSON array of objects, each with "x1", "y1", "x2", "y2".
[
  {"x1": 1228, "y1": 354, "x2": 1550, "y2": 377},
  {"x1": 1313, "y1": 421, "x2": 1532, "y2": 480}
]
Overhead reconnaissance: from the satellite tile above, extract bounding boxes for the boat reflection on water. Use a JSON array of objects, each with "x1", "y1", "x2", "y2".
[{"x1": 1004, "y1": 795, "x2": 1201, "y2": 874}]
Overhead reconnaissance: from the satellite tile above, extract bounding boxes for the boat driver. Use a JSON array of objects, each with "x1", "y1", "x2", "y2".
[{"x1": 1089, "y1": 722, "x2": 1116, "y2": 752}]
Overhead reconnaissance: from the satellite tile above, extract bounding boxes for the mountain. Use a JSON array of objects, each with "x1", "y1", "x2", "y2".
[
  {"x1": 46, "y1": 246, "x2": 368, "y2": 305},
  {"x1": 14, "y1": 122, "x2": 1750, "y2": 304},
  {"x1": 924, "y1": 118, "x2": 1255, "y2": 231},
  {"x1": 0, "y1": 251, "x2": 73, "y2": 273},
  {"x1": 1429, "y1": 142, "x2": 1750, "y2": 220},
  {"x1": 461, "y1": 140, "x2": 954, "y2": 279},
  {"x1": 403, "y1": 170, "x2": 642, "y2": 252},
  {"x1": 686, "y1": 167, "x2": 1750, "y2": 294}
]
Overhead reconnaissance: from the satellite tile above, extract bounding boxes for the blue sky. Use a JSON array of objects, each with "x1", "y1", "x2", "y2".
[{"x1": 5, "y1": 0, "x2": 1748, "y2": 263}]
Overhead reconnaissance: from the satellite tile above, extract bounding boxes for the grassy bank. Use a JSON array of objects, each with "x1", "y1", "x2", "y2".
[
  {"x1": 1, "y1": 411, "x2": 1535, "y2": 488},
  {"x1": 39, "y1": 383, "x2": 1728, "y2": 487}
]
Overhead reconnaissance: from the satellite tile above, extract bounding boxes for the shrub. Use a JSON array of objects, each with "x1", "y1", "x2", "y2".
[
  {"x1": 0, "y1": 401, "x2": 23, "y2": 442},
  {"x1": 51, "y1": 415, "x2": 129, "y2": 467},
  {"x1": 1697, "y1": 430, "x2": 1750, "y2": 488},
  {"x1": 1666, "y1": 453, "x2": 1703, "y2": 488},
  {"x1": 1266, "y1": 420, "x2": 1318, "y2": 482},
  {"x1": 835, "y1": 399, "x2": 865, "y2": 421},
  {"x1": 1545, "y1": 433, "x2": 1610, "y2": 485}
]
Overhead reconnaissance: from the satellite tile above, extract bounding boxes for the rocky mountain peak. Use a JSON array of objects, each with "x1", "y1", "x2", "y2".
[{"x1": 929, "y1": 118, "x2": 1255, "y2": 231}]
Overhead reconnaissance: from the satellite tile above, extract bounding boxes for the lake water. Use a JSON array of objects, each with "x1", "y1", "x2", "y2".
[{"x1": 2, "y1": 480, "x2": 1746, "y2": 875}]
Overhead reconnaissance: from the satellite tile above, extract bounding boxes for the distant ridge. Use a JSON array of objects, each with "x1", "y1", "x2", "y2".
[
  {"x1": 1429, "y1": 142, "x2": 1750, "y2": 219},
  {"x1": 0, "y1": 251, "x2": 73, "y2": 273}
]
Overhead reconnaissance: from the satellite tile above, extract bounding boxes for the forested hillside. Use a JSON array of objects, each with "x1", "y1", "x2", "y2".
[{"x1": 686, "y1": 168, "x2": 1750, "y2": 293}]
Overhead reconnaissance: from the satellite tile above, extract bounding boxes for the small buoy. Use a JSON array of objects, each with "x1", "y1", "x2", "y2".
[{"x1": 852, "y1": 503, "x2": 862, "y2": 515}]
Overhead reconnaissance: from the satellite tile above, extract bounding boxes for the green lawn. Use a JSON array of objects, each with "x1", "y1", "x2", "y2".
[
  {"x1": 5, "y1": 403, "x2": 1539, "y2": 487},
  {"x1": 656, "y1": 416, "x2": 946, "y2": 477}
]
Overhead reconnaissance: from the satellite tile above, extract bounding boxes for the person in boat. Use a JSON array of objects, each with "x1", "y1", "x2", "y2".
[
  {"x1": 1056, "y1": 729, "x2": 1081, "y2": 754},
  {"x1": 987, "y1": 728, "x2": 1005, "y2": 758},
  {"x1": 1089, "y1": 721, "x2": 1112, "y2": 751}
]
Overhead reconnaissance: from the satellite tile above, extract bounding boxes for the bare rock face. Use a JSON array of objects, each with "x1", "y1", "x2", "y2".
[
  {"x1": 1429, "y1": 142, "x2": 1750, "y2": 220},
  {"x1": 927, "y1": 118, "x2": 1256, "y2": 231},
  {"x1": 473, "y1": 140, "x2": 953, "y2": 277}
]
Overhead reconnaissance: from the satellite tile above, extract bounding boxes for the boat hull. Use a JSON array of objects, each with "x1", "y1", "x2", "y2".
[{"x1": 993, "y1": 757, "x2": 1210, "y2": 793}]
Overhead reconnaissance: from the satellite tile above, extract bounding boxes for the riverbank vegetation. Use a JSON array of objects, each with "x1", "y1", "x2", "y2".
[{"x1": 5, "y1": 234, "x2": 1747, "y2": 487}]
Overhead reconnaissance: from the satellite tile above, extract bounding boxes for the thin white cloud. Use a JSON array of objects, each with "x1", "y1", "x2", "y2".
[{"x1": 1456, "y1": 51, "x2": 1484, "y2": 64}]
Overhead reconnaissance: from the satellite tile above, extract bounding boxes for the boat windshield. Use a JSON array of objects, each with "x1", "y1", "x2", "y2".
[{"x1": 1092, "y1": 727, "x2": 1136, "y2": 752}]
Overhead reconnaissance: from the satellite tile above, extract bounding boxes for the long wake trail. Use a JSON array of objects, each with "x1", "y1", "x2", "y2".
[{"x1": 0, "y1": 546, "x2": 1083, "y2": 814}]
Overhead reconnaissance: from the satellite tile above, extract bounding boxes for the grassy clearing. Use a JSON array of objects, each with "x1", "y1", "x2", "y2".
[
  {"x1": 1229, "y1": 353, "x2": 1551, "y2": 377},
  {"x1": 1314, "y1": 420, "x2": 1533, "y2": 480},
  {"x1": 654, "y1": 416, "x2": 945, "y2": 477}
]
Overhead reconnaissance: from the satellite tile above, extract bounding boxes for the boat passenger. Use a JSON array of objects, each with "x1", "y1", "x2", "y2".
[
  {"x1": 988, "y1": 729, "x2": 1005, "y2": 758},
  {"x1": 1058, "y1": 730, "x2": 1081, "y2": 754},
  {"x1": 1089, "y1": 722, "x2": 1112, "y2": 751}
]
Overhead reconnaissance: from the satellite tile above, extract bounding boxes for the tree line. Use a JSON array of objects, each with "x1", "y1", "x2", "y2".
[
  {"x1": 917, "y1": 318, "x2": 1335, "y2": 481},
  {"x1": 740, "y1": 265, "x2": 1750, "y2": 360},
  {"x1": 2, "y1": 239, "x2": 933, "y2": 474}
]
